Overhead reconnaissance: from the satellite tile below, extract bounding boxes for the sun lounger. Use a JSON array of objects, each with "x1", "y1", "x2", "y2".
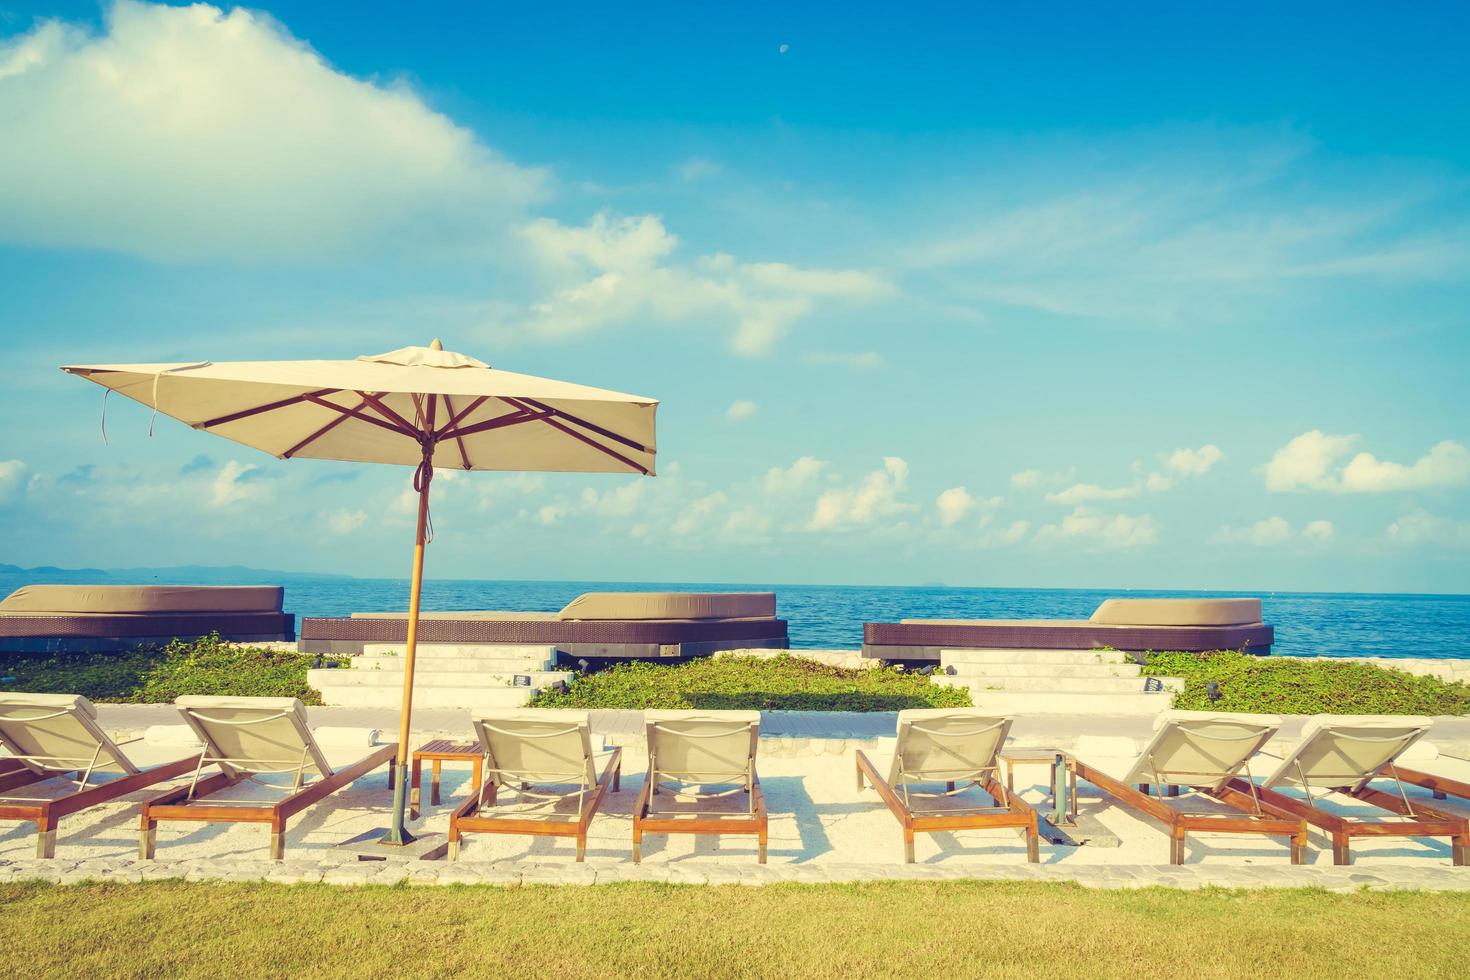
[
  {"x1": 855, "y1": 709, "x2": 1040, "y2": 863},
  {"x1": 1395, "y1": 746, "x2": 1470, "y2": 805},
  {"x1": 1241, "y1": 715, "x2": 1468, "y2": 865},
  {"x1": 634, "y1": 709, "x2": 767, "y2": 863},
  {"x1": 0, "y1": 693, "x2": 203, "y2": 857},
  {"x1": 1070, "y1": 711, "x2": 1308, "y2": 864},
  {"x1": 447, "y1": 709, "x2": 622, "y2": 862},
  {"x1": 138, "y1": 696, "x2": 397, "y2": 860}
]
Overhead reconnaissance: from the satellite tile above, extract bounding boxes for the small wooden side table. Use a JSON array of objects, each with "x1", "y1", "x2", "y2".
[{"x1": 410, "y1": 740, "x2": 482, "y2": 819}]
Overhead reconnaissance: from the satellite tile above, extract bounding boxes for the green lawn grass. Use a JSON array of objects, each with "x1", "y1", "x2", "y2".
[
  {"x1": 0, "y1": 634, "x2": 335, "y2": 705},
  {"x1": 531, "y1": 653, "x2": 971, "y2": 711},
  {"x1": 1143, "y1": 650, "x2": 1470, "y2": 715},
  {"x1": 2, "y1": 880, "x2": 1467, "y2": 978}
]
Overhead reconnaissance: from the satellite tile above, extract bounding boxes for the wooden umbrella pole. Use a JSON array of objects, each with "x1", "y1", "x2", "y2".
[{"x1": 387, "y1": 475, "x2": 430, "y2": 844}]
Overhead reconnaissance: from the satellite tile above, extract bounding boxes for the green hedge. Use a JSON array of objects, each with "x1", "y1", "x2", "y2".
[
  {"x1": 1143, "y1": 650, "x2": 1470, "y2": 716},
  {"x1": 0, "y1": 633, "x2": 333, "y2": 704},
  {"x1": 532, "y1": 653, "x2": 972, "y2": 711}
]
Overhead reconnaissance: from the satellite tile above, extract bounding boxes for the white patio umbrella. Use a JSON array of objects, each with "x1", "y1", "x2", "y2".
[{"x1": 62, "y1": 340, "x2": 657, "y2": 845}]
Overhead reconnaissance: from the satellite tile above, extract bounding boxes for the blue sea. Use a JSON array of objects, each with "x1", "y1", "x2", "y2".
[{"x1": 4, "y1": 569, "x2": 1467, "y2": 660}]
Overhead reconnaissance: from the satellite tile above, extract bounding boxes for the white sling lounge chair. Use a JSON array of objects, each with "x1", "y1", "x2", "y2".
[
  {"x1": 138, "y1": 696, "x2": 398, "y2": 860},
  {"x1": 0, "y1": 693, "x2": 203, "y2": 858},
  {"x1": 634, "y1": 709, "x2": 767, "y2": 863},
  {"x1": 855, "y1": 709, "x2": 1039, "y2": 863},
  {"x1": 1245, "y1": 715, "x2": 1468, "y2": 865},
  {"x1": 1071, "y1": 711, "x2": 1308, "y2": 864},
  {"x1": 447, "y1": 709, "x2": 622, "y2": 862}
]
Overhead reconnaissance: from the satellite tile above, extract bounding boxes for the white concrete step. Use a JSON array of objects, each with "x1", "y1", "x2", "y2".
[
  {"x1": 934, "y1": 674, "x2": 1152, "y2": 694},
  {"x1": 945, "y1": 662, "x2": 1141, "y2": 679},
  {"x1": 961, "y1": 690, "x2": 1174, "y2": 716},
  {"x1": 308, "y1": 669, "x2": 571, "y2": 689},
  {"x1": 310, "y1": 684, "x2": 540, "y2": 710},
  {"x1": 939, "y1": 648, "x2": 1131, "y2": 666},
  {"x1": 354, "y1": 655, "x2": 554, "y2": 673},
  {"x1": 361, "y1": 643, "x2": 558, "y2": 660}
]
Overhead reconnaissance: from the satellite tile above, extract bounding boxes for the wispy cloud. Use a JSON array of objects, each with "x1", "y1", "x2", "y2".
[{"x1": 1265, "y1": 431, "x2": 1470, "y2": 493}]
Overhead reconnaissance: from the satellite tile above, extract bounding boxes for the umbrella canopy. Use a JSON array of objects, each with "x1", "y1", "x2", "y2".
[
  {"x1": 61, "y1": 340, "x2": 657, "y2": 849},
  {"x1": 62, "y1": 342, "x2": 657, "y2": 475}
]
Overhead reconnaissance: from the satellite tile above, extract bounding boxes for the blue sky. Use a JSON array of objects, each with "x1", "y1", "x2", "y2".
[{"x1": 1, "y1": 1, "x2": 1468, "y2": 592}]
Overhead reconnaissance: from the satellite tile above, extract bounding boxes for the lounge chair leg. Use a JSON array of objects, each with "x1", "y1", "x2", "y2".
[
  {"x1": 1026, "y1": 824, "x2": 1039, "y2": 864},
  {"x1": 270, "y1": 828, "x2": 286, "y2": 862},
  {"x1": 632, "y1": 839, "x2": 642, "y2": 864},
  {"x1": 903, "y1": 829, "x2": 916, "y2": 864},
  {"x1": 576, "y1": 836, "x2": 587, "y2": 863},
  {"x1": 1137, "y1": 783, "x2": 1150, "y2": 796},
  {"x1": 613, "y1": 763, "x2": 621, "y2": 793},
  {"x1": 946, "y1": 781, "x2": 955, "y2": 793},
  {"x1": 856, "y1": 758, "x2": 865, "y2": 792},
  {"x1": 448, "y1": 836, "x2": 461, "y2": 862},
  {"x1": 759, "y1": 826, "x2": 768, "y2": 865},
  {"x1": 1166, "y1": 786, "x2": 1180, "y2": 798},
  {"x1": 140, "y1": 822, "x2": 157, "y2": 860},
  {"x1": 1290, "y1": 832, "x2": 1307, "y2": 865},
  {"x1": 1434, "y1": 790, "x2": 1448, "y2": 800},
  {"x1": 1169, "y1": 831, "x2": 1186, "y2": 866},
  {"x1": 1452, "y1": 834, "x2": 1467, "y2": 867},
  {"x1": 1332, "y1": 833, "x2": 1351, "y2": 866},
  {"x1": 36, "y1": 828, "x2": 56, "y2": 860},
  {"x1": 431, "y1": 761, "x2": 442, "y2": 807}
]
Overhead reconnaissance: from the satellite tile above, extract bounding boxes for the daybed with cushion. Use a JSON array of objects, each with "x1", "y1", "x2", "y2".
[
  {"x1": 0, "y1": 585, "x2": 295, "y2": 653},
  {"x1": 299, "y1": 591, "x2": 788, "y2": 659},
  {"x1": 862, "y1": 597, "x2": 1273, "y2": 662}
]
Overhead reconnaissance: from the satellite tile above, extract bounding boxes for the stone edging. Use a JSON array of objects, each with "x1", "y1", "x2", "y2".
[{"x1": 3, "y1": 857, "x2": 1467, "y2": 892}]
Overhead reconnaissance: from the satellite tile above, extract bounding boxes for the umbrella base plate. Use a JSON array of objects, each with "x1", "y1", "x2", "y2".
[{"x1": 339, "y1": 828, "x2": 449, "y2": 861}]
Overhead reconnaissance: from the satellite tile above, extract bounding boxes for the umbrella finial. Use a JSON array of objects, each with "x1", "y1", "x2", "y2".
[{"x1": 430, "y1": 338, "x2": 443, "y2": 351}]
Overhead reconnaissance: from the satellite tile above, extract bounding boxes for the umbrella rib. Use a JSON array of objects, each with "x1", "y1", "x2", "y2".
[
  {"x1": 434, "y1": 395, "x2": 490, "y2": 439},
  {"x1": 501, "y1": 397, "x2": 647, "y2": 474},
  {"x1": 197, "y1": 388, "x2": 339, "y2": 429},
  {"x1": 514, "y1": 397, "x2": 655, "y2": 454},
  {"x1": 435, "y1": 407, "x2": 542, "y2": 441},
  {"x1": 281, "y1": 394, "x2": 370, "y2": 459},
  {"x1": 303, "y1": 393, "x2": 416, "y2": 437},
  {"x1": 357, "y1": 392, "x2": 422, "y2": 436},
  {"x1": 440, "y1": 394, "x2": 473, "y2": 469}
]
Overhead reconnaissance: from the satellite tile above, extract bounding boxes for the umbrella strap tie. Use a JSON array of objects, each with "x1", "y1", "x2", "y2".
[
  {"x1": 414, "y1": 447, "x2": 435, "y2": 544},
  {"x1": 100, "y1": 388, "x2": 111, "y2": 446}
]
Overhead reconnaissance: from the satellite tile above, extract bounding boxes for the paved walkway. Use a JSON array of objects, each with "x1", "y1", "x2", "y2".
[{"x1": 5, "y1": 855, "x2": 1468, "y2": 892}]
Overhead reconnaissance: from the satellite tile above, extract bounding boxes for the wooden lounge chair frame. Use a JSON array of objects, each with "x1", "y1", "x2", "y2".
[
  {"x1": 449, "y1": 748, "x2": 622, "y2": 862},
  {"x1": 1073, "y1": 758, "x2": 1307, "y2": 865},
  {"x1": 1239, "y1": 759, "x2": 1469, "y2": 866},
  {"x1": 0, "y1": 699, "x2": 203, "y2": 858},
  {"x1": 633, "y1": 713, "x2": 768, "y2": 863},
  {"x1": 138, "y1": 702, "x2": 397, "y2": 860},
  {"x1": 854, "y1": 714, "x2": 1040, "y2": 864}
]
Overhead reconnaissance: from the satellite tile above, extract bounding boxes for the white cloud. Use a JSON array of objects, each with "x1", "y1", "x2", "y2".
[
  {"x1": 1010, "y1": 469, "x2": 1045, "y2": 489},
  {"x1": 1167, "y1": 444, "x2": 1224, "y2": 477},
  {"x1": 725, "y1": 400, "x2": 759, "y2": 422},
  {"x1": 671, "y1": 491, "x2": 727, "y2": 536},
  {"x1": 981, "y1": 519, "x2": 1031, "y2": 547},
  {"x1": 1035, "y1": 507, "x2": 1158, "y2": 549},
  {"x1": 935, "y1": 487, "x2": 975, "y2": 527},
  {"x1": 518, "y1": 213, "x2": 892, "y2": 356},
  {"x1": 1213, "y1": 516, "x2": 1293, "y2": 546},
  {"x1": 1386, "y1": 510, "x2": 1470, "y2": 549},
  {"x1": 763, "y1": 457, "x2": 827, "y2": 497},
  {"x1": 676, "y1": 157, "x2": 721, "y2": 182},
  {"x1": 0, "y1": 460, "x2": 27, "y2": 503},
  {"x1": 1265, "y1": 431, "x2": 1470, "y2": 493},
  {"x1": 1302, "y1": 519, "x2": 1336, "y2": 543},
  {"x1": 0, "y1": 1, "x2": 544, "y2": 261},
  {"x1": 1044, "y1": 482, "x2": 1138, "y2": 506},
  {"x1": 535, "y1": 503, "x2": 568, "y2": 525},
  {"x1": 327, "y1": 508, "x2": 367, "y2": 535},
  {"x1": 1340, "y1": 441, "x2": 1470, "y2": 492},
  {"x1": 808, "y1": 457, "x2": 913, "y2": 531},
  {"x1": 724, "y1": 505, "x2": 772, "y2": 537},
  {"x1": 209, "y1": 460, "x2": 271, "y2": 508},
  {"x1": 1263, "y1": 431, "x2": 1361, "y2": 491},
  {"x1": 803, "y1": 351, "x2": 884, "y2": 370}
]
